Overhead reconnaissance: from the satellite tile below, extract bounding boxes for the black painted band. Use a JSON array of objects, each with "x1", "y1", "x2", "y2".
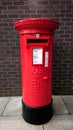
[{"x1": 22, "y1": 100, "x2": 53, "y2": 125}]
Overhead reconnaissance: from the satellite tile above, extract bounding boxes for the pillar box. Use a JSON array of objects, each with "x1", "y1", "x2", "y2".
[{"x1": 14, "y1": 18, "x2": 59, "y2": 124}]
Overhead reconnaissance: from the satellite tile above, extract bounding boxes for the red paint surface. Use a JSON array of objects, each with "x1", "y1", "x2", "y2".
[{"x1": 14, "y1": 18, "x2": 59, "y2": 107}]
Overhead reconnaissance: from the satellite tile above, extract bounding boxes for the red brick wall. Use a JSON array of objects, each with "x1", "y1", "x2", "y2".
[{"x1": 0, "y1": 0, "x2": 73, "y2": 96}]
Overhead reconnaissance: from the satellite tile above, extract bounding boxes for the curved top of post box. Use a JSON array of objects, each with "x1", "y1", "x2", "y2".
[{"x1": 14, "y1": 18, "x2": 59, "y2": 34}]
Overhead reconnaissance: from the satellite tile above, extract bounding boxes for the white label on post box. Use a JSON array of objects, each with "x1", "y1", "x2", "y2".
[
  {"x1": 35, "y1": 34, "x2": 40, "y2": 38},
  {"x1": 33, "y1": 48, "x2": 43, "y2": 65},
  {"x1": 45, "y1": 52, "x2": 49, "y2": 67}
]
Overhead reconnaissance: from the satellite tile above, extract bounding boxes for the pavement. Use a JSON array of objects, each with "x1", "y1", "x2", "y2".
[{"x1": 0, "y1": 96, "x2": 73, "y2": 130}]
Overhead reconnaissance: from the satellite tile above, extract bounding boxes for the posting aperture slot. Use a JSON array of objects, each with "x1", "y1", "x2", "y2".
[{"x1": 27, "y1": 39, "x2": 48, "y2": 44}]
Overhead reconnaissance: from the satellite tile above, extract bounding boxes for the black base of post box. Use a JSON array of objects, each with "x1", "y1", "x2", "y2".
[{"x1": 22, "y1": 100, "x2": 53, "y2": 125}]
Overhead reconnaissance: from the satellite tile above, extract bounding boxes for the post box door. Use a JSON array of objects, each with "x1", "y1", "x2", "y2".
[{"x1": 31, "y1": 47, "x2": 52, "y2": 107}]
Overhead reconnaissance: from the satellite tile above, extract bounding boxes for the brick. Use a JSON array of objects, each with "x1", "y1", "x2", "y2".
[
  {"x1": 31, "y1": 14, "x2": 42, "y2": 18},
  {"x1": 54, "y1": 14, "x2": 65, "y2": 17},
  {"x1": 0, "y1": 15, "x2": 7, "y2": 18},
  {"x1": 61, "y1": 0, "x2": 72, "y2": 4},
  {"x1": 37, "y1": 10, "x2": 48, "y2": 13},
  {"x1": 0, "y1": 6, "x2": 7, "y2": 9},
  {"x1": 18, "y1": 5, "x2": 30, "y2": 9},
  {"x1": 66, "y1": 5, "x2": 73, "y2": 9},
  {"x1": 49, "y1": 0, "x2": 60, "y2": 4},
  {"x1": 19, "y1": 14, "x2": 30, "y2": 18},
  {"x1": 61, "y1": 9, "x2": 71, "y2": 13},
  {"x1": 8, "y1": 6, "x2": 18, "y2": 9},
  {"x1": 1, "y1": 1, "x2": 13, "y2": 5},
  {"x1": 14, "y1": 2, "x2": 24, "y2": 5},
  {"x1": 38, "y1": 1, "x2": 48, "y2": 5},
  {"x1": 8, "y1": 15, "x2": 19, "y2": 18},
  {"x1": 25, "y1": 10, "x2": 36, "y2": 13}
]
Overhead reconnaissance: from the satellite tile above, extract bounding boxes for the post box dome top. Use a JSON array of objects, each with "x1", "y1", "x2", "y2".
[{"x1": 14, "y1": 18, "x2": 59, "y2": 33}]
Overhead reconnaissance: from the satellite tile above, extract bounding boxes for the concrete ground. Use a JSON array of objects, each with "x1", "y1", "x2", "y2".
[{"x1": 0, "y1": 96, "x2": 73, "y2": 130}]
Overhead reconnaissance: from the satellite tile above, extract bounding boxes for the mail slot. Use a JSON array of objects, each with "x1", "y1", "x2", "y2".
[
  {"x1": 14, "y1": 18, "x2": 59, "y2": 124},
  {"x1": 26, "y1": 38, "x2": 49, "y2": 48},
  {"x1": 27, "y1": 39, "x2": 48, "y2": 43}
]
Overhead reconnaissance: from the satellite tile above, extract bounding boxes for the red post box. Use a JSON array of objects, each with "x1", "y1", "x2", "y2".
[{"x1": 14, "y1": 18, "x2": 59, "y2": 124}]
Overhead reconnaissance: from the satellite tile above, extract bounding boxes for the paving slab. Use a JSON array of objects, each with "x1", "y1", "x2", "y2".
[
  {"x1": 62, "y1": 96, "x2": 73, "y2": 114},
  {"x1": 2, "y1": 96, "x2": 69, "y2": 116},
  {"x1": 0, "y1": 116, "x2": 43, "y2": 130},
  {"x1": 0, "y1": 97, "x2": 10, "y2": 116},
  {"x1": 52, "y1": 96, "x2": 68, "y2": 115},
  {"x1": 44, "y1": 115, "x2": 73, "y2": 130},
  {"x1": 3, "y1": 97, "x2": 22, "y2": 116}
]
